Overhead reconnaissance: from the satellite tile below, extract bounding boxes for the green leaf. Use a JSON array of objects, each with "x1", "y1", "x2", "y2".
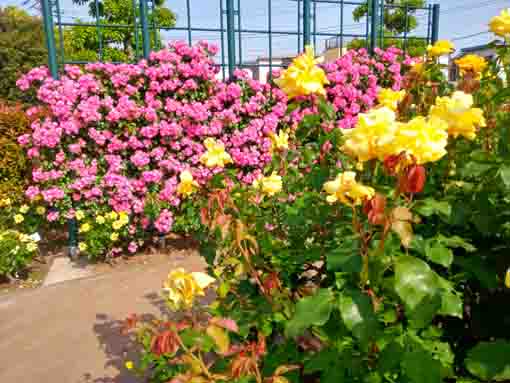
[
  {"x1": 394, "y1": 256, "x2": 440, "y2": 311},
  {"x1": 286, "y1": 289, "x2": 334, "y2": 338},
  {"x1": 425, "y1": 241, "x2": 454, "y2": 268},
  {"x1": 414, "y1": 199, "x2": 451, "y2": 220},
  {"x1": 439, "y1": 290, "x2": 463, "y2": 319},
  {"x1": 454, "y1": 256, "x2": 498, "y2": 289},
  {"x1": 500, "y1": 164, "x2": 510, "y2": 188},
  {"x1": 407, "y1": 293, "x2": 442, "y2": 329},
  {"x1": 402, "y1": 350, "x2": 443, "y2": 383},
  {"x1": 327, "y1": 240, "x2": 362, "y2": 272},
  {"x1": 465, "y1": 341, "x2": 510, "y2": 381},
  {"x1": 437, "y1": 235, "x2": 476, "y2": 252},
  {"x1": 338, "y1": 289, "x2": 378, "y2": 347}
]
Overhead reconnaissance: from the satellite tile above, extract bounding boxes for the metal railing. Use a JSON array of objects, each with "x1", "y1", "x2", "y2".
[{"x1": 41, "y1": 0, "x2": 440, "y2": 80}]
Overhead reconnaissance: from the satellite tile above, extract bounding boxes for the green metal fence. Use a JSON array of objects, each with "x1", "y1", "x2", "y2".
[{"x1": 41, "y1": 0, "x2": 440, "y2": 80}]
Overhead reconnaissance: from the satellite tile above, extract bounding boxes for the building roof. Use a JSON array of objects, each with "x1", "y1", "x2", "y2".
[{"x1": 452, "y1": 39, "x2": 505, "y2": 59}]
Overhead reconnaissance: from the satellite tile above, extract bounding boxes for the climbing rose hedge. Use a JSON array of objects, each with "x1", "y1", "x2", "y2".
[{"x1": 16, "y1": 41, "x2": 410, "y2": 258}]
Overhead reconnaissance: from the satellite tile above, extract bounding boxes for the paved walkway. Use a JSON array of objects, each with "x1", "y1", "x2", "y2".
[{"x1": 0, "y1": 252, "x2": 206, "y2": 383}]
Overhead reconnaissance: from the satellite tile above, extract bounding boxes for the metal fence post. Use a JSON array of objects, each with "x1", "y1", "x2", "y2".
[
  {"x1": 139, "y1": 0, "x2": 151, "y2": 59},
  {"x1": 226, "y1": 0, "x2": 236, "y2": 78},
  {"x1": 370, "y1": 0, "x2": 379, "y2": 55},
  {"x1": 431, "y1": 3, "x2": 440, "y2": 44},
  {"x1": 303, "y1": 0, "x2": 311, "y2": 49},
  {"x1": 41, "y1": 0, "x2": 58, "y2": 78}
]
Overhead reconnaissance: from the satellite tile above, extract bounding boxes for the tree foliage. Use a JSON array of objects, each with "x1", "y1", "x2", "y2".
[
  {"x1": 0, "y1": 6, "x2": 46, "y2": 104},
  {"x1": 63, "y1": 0, "x2": 176, "y2": 62},
  {"x1": 349, "y1": 0, "x2": 428, "y2": 56}
]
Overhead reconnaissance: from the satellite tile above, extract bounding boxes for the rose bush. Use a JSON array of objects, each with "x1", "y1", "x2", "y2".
[
  {"x1": 16, "y1": 41, "x2": 410, "y2": 260},
  {"x1": 122, "y1": 10, "x2": 510, "y2": 383}
]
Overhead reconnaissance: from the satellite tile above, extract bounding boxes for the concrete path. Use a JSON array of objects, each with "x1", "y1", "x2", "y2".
[{"x1": 0, "y1": 251, "x2": 206, "y2": 383}]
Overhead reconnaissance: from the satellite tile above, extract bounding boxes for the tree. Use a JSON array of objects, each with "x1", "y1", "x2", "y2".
[
  {"x1": 349, "y1": 0, "x2": 427, "y2": 57},
  {"x1": 64, "y1": 0, "x2": 176, "y2": 62},
  {"x1": 0, "y1": 6, "x2": 47, "y2": 104}
]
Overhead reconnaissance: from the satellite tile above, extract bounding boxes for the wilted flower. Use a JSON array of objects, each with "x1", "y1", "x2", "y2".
[
  {"x1": 275, "y1": 46, "x2": 329, "y2": 99},
  {"x1": 489, "y1": 8, "x2": 510, "y2": 37},
  {"x1": 200, "y1": 138, "x2": 233, "y2": 168},
  {"x1": 427, "y1": 40, "x2": 454, "y2": 57},
  {"x1": 323, "y1": 171, "x2": 375, "y2": 206},
  {"x1": 163, "y1": 268, "x2": 216, "y2": 311},
  {"x1": 430, "y1": 91, "x2": 486, "y2": 140}
]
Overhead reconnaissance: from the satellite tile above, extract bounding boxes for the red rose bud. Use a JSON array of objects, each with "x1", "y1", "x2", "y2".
[
  {"x1": 363, "y1": 194, "x2": 387, "y2": 226},
  {"x1": 263, "y1": 272, "x2": 281, "y2": 292},
  {"x1": 400, "y1": 165, "x2": 426, "y2": 193},
  {"x1": 383, "y1": 154, "x2": 401, "y2": 175}
]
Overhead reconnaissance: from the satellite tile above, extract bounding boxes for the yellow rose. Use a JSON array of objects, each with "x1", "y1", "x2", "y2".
[
  {"x1": 410, "y1": 61, "x2": 424, "y2": 75},
  {"x1": 253, "y1": 172, "x2": 283, "y2": 196},
  {"x1": 490, "y1": 8, "x2": 510, "y2": 37},
  {"x1": 118, "y1": 211, "x2": 129, "y2": 224},
  {"x1": 107, "y1": 211, "x2": 118, "y2": 221},
  {"x1": 455, "y1": 54, "x2": 488, "y2": 78},
  {"x1": 36, "y1": 206, "x2": 46, "y2": 215},
  {"x1": 75, "y1": 210, "x2": 85, "y2": 221},
  {"x1": 393, "y1": 116, "x2": 449, "y2": 165},
  {"x1": 79, "y1": 223, "x2": 91, "y2": 233},
  {"x1": 19, "y1": 205, "x2": 30, "y2": 214},
  {"x1": 95, "y1": 215, "x2": 105, "y2": 224},
  {"x1": 430, "y1": 91, "x2": 486, "y2": 140},
  {"x1": 163, "y1": 268, "x2": 215, "y2": 311},
  {"x1": 18, "y1": 233, "x2": 30, "y2": 242},
  {"x1": 0, "y1": 198, "x2": 12, "y2": 207},
  {"x1": 110, "y1": 232, "x2": 119, "y2": 242},
  {"x1": 323, "y1": 171, "x2": 375, "y2": 206},
  {"x1": 270, "y1": 129, "x2": 290, "y2": 151},
  {"x1": 26, "y1": 242, "x2": 38, "y2": 252},
  {"x1": 200, "y1": 138, "x2": 233, "y2": 168},
  {"x1": 275, "y1": 45, "x2": 329, "y2": 99},
  {"x1": 377, "y1": 88, "x2": 406, "y2": 111},
  {"x1": 112, "y1": 220, "x2": 124, "y2": 231},
  {"x1": 14, "y1": 214, "x2": 24, "y2": 224},
  {"x1": 177, "y1": 170, "x2": 199, "y2": 197},
  {"x1": 78, "y1": 242, "x2": 88, "y2": 252},
  {"x1": 427, "y1": 40, "x2": 455, "y2": 57},
  {"x1": 341, "y1": 107, "x2": 399, "y2": 162},
  {"x1": 125, "y1": 361, "x2": 134, "y2": 370}
]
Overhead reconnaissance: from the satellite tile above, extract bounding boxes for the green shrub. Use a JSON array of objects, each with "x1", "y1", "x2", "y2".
[{"x1": 0, "y1": 103, "x2": 30, "y2": 203}]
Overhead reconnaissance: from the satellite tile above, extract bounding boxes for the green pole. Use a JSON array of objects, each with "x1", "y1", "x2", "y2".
[
  {"x1": 431, "y1": 4, "x2": 440, "y2": 44},
  {"x1": 139, "y1": 0, "x2": 151, "y2": 59},
  {"x1": 41, "y1": 0, "x2": 58, "y2": 78},
  {"x1": 303, "y1": 0, "x2": 311, "y2": 49},
  {"x1": 226, "y1": 0, "x2": 236, "y2": 78},
  {"x1": 370, "y1": 0, "x2": 379, "y2": 55}
]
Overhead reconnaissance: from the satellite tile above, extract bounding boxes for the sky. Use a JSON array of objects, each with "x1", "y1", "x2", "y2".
[{"x1": 0, "y1": 0, "x2": 508, "y2": 63}]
